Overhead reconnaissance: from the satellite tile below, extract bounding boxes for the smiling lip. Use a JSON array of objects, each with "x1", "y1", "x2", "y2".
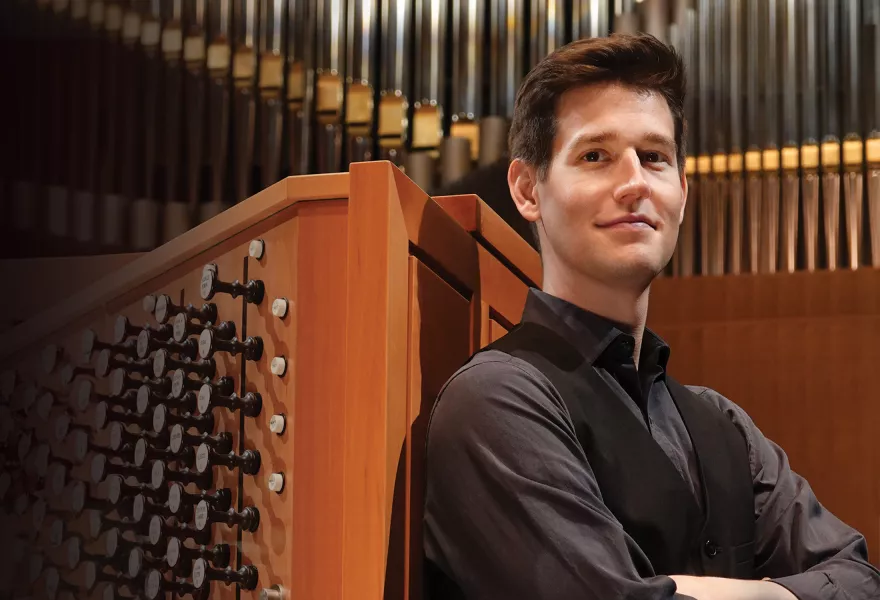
[{"x1": 597, "y1": 215, "x2": 657, "y2": 229}]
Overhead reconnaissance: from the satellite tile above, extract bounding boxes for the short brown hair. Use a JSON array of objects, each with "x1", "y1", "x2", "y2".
[{"x1": 508, "y1": 33, "x2": 687, "y2": 247}]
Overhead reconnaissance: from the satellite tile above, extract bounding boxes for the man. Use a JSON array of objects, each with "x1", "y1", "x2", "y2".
[{"x1": 422, "y1": 34, "x2": 880, "y2": 600}]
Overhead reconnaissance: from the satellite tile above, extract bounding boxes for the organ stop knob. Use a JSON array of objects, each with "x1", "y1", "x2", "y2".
[
  {"x1": 194, "y1": 500, "x2": 260, "y2": 533},
  {"x1": 166, "y1": 538, "x2": 231, "y2": 571},
  {"x1": 195, "y1": 444, "x2": 261, "y2": 475},
  {"x1": 192, "y1": 557, "x2": 259, "y2": 592},
  {"x1": 151, "y1": 460, "x2": 213, "y2": 491},
  {"x1": 137, "y1": 329, "x2": 198, "y2": 360},
  {"x1": 167, "y1": 483, "x2": 232, "y2": 516},
  {"x1": 155, "y1": 294, "x2": 218, "y2": 325},
  {"x1": 200, "y1": 268, "x2": 264, "y2": 304},
  {"x1": 144, "y1": 569, "x2": 200, "y2": 600},
  {"x1": 173, "y1": 313, "x2": 236, "y2": 343},
  {"x1": 153, "y1": 349, "x2": 216, "y2": 379},
  {"x1": 152, "y1": 404, "x2": 214, "y2": 434},
  {"x1": 198, "y1": 329, "x2": 263, "y2": 361},
  {"x1": 197, "y1": 384, "x2": 262, "y2": 417},
  {"x1": 169, "y1": 423, "x2": 233, "y2": 455}
]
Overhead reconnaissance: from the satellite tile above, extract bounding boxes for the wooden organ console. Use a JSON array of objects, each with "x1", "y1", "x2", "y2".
[{"x1": 0, "y1": 161, "x2": 541, "y2": 600}]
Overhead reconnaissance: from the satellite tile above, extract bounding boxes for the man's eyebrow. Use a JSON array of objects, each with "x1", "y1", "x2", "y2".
[{"x1": 565, "y1": 131, "x2": 676, "y2": 153}]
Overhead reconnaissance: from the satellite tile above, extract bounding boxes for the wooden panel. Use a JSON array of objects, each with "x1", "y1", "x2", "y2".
[
  {"x1": 434, "y1": 193, "x2": 542, "y2": 289},
  {"x1": 342, "y1": 162, "x2": 410, "y2": 599},
  {"x1": 489, "y1": 319, "x2": 508, "y2": 343},
  {"x1": 403, "y1": 258, "x2": 471, "y2": 600}
]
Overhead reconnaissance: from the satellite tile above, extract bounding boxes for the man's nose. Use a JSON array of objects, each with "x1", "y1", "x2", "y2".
[{"x1": 612, "y1": 150, "x2": 650, "y2": 206}]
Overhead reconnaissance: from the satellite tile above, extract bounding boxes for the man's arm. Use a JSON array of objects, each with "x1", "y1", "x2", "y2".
[
  {"x1": 424, "y1": 354, "x2": 680, "y2": 600},
  {"x1": 693, "y1": 386, "x2": 880, "y2": 600}
]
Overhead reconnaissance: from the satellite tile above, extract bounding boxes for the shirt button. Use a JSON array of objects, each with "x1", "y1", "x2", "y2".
[{"x1": 703, "y1": 539, "x2": 720, "y2": 558}]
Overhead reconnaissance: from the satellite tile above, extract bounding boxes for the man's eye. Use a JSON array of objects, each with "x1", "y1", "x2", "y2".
[
  {"x1": 583, "y1": 151, "x2": 603, "y2": 162},
  {"x1": 643, "y1": 151, "x2": 665, "y2": 163}
]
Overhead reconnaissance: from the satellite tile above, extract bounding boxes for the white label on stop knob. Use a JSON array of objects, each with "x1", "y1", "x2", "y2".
[
  {"x1": 248, "y1": 238, "x2": 265, "y2": 259},
  {"x1": 149, "y1": 515, "x2": 162, "y2": 545},
  {"x1": 134, "y1": 439, "x2": 147, "y2": 467},
  {"x1": 137, "y1": 330, "x2": 150, "y2": 358},
  {"x1": 170, "y1": 424, "x2": 184, "y2": 453},
  {"x1": 271, "y1": 297, "x2": 289, "y2": 318},
  {"x1": 166, "y1": 537, "x2": 180, "y2": 567},
  {"x1": 171, "y1": 369, "x2": 185, "y2": 398},
  {"x1": 192, "y1": 557, "x2": 207, "y2": 588},
  {"x1": 196, "y1": 443, "x2": 210, "y2": 473},
  {"x1": 107, "y1": 475, "x2": 121, "y2": 504},
  {"x1": 151, "y1": 461, "x2": 164, "y2": 490},
  {"x1": 270, "y1": 356, "x2": 287, "y2": 376},
  {"x1": 145, "y1": 569, "x2": 161, "y2": 599},
  {"x1": 200, "y1": 271, "x2": 214, "y2": 300},
  {"x1": 137, "y1": 386, "x2": 151, "y2": 415},
  {"x1": 194, "y1": 500, "x2": 209, "y2": 531},
  {"x1": 197, "y1": 384, "x2": 211, "y2": 414},
  {"x1": 132, "y1": 495, "x2": 145, "y2": 522},
  {"x1": 152, "y1": 351, "x2": 167, "y2": 378},
  {"x1": 128, "y1": 547, "x2": 142, "y2": 578},
  {"x1": 109, "y1": 422, "x2": 123, "y2": 450},
  {"x1": 96, "y1": 349, "x2": 110, "y2": 377},
  {"x1": 168, "y1": 484, "x2": 182, "y2": 513},
  {"x1": 155, "y1": 295, "x2": 169, "y2": 323},
  {"x1": 198, "y1": 329, "x2": 212, "y2": 359},
  {"x1": 113, "y1": 316, "x2": 128, "y2": 343},
  {"x1": 110, "y1": 370, "x2": 126, "y2": 396},
  {"x1": 173, "y1": 313, "x2": 187, "y2": 341},
  {"x1": 152, "y1": 405, "x2": 166, "y2": 433},
  {"x1": 54, "y1": 414, "x2": 70, "y2": 442}
]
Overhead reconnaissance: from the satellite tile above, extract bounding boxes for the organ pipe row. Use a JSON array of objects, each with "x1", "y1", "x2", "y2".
[{"x1": 1, "y1": 0, "x2": 878, "y2": 277}]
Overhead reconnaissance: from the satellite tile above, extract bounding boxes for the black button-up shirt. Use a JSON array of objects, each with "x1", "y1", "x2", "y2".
[{"x1": 424, "y1": 288, "x2": 880, "y2": 600}]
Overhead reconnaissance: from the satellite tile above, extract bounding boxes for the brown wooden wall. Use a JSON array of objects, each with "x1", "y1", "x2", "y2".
[{"x1": 649, "y1": 270, "x2": 880, "y2": 565}]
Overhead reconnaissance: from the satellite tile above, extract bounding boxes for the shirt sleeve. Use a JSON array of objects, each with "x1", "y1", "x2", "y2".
[
  {"x1": 424, "y1": 354, "x2": 687, "y2": 600},
  {"x1": 692, "y1": 386, "x2": 880, "y2": 600}
]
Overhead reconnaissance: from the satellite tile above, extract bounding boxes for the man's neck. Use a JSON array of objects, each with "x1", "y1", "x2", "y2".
[{"x1": 542, "y1": 275, "x2": 651, "y2": 367}]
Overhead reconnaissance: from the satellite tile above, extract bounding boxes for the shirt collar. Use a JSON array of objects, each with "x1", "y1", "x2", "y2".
[{"x1": 523, "y1": 288, "x2": 670, "y2": 372}]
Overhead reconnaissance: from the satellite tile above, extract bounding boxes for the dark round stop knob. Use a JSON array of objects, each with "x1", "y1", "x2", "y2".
[
  {"x1": 106, "y1": 474, "x2": 167, "y2": 506},
  {"x1": 192, "y1": 557, "x2": 259, "y2": 592},
  {"x1": 166, "y1": 538, "x2": 231, "y2": 572},
  {"x1": 194, "y1": 500, "x2": 260, "y2": 533},
  {"x1": 167, "y1": 483, "x2": 231, "y2": 516},
  {"x1": 172, "y1": 371, "x2": 233, "y2": 400},
  {"x1": 108, "y1": 370, "x2": 141, "y2": 396},
  {"x1": 96, "y1": 349, "x2": 154, "y2": 378},
  {"x1": 148, "y1": 514, "x2": 211, "y2": 549},
  {"x1": 89, "y1": 454, "x2": 151, "y2": 485},
  {"x1": 103, "y1": 527, "x2": 138, "y2": 562},
  {"x1": 133, "y1": 436, "x2": 196, "y2": 469},
  {"x1": 137, "y1": 329, "x2": 199, "y2": 361},
  {"x1": 198, "y1": 329, "x2": 263, "y2": 361},
  {"x1": 199, "y1": 269, "x2": 264, "y2": 305},
  {"x1": 144, "y1": 569, "x2": 200, "y2": 600},
  {"x1": 168, "y1": 424, "x2": 233, "y2": 455},
  {"x1": 137, "y1": 385, "x2": 197, "y2": 416},
  {"x1": 93, "y1": 402, "x2": 153, "y2": 431},
  {"x1": 197, "y1": 384, "x2": 262, "y2": 417},
  {"x1": 195, "y1": 444, "x2": 261, "y2": 476},
  {"x1": 153, "y1": 349, "x2": 216, "y2": 379},
  {"x1": 150, "y1": 460, "x2": 213, "y2": 491},
  {"x1": 155, "y1": 294, "x2": 218, "y2": 325},
  {"x1": 172, "y1": 313, "x2": 235, "y2": 343},
  {"x1": 113, "y1": 316, "x2": 144, "y2": 344},
  {"x1": 152, "y1": 404, "x2": 214, "y2": 435},
  {"x1": 127, "y1": 546, "x2": 166, "y2": 579}
]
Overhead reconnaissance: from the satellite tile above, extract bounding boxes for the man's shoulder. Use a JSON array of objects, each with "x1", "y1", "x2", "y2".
[{"x1": 680, "y1": 383, "x2": 760, "y2": 464}]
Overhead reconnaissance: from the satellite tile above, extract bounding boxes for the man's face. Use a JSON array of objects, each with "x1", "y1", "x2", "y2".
[{"x1": 518, "y1": 82, "x2": 687, "y2": 289}]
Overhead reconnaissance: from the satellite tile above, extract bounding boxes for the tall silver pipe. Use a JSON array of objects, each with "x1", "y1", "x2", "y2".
[
  {"x1": 377, "y1": 0, "x2": 411, "y2": 165},
  {"x1": 315, "y1": 0, "x2": 346, "y2": 173},
  {"x1": 345, "y1": 0, "x2": 377, "y2": 167},
  {"x1": 286, "y1": 0, "x2": 314, "y2": 176}
]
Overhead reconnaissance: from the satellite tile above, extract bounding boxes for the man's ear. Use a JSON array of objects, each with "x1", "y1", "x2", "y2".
[
  {"x1": 678, "y1": 167, "x2": 688, "y2": 225},
  {"x1": 508, "y1": 159, "x2": 541, "y2": 223}
]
